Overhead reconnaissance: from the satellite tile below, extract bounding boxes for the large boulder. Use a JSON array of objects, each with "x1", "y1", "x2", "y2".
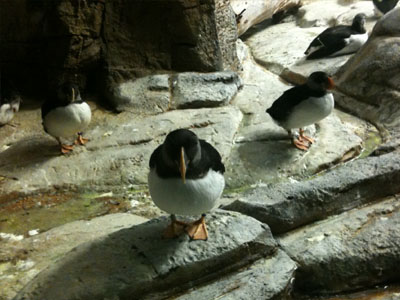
[
  {"x1": 335, "y1": 8, "x2": 400, "y2": 130},
  {"x1": 13, "y1": 211, "x2": 277, "y2": 300}
]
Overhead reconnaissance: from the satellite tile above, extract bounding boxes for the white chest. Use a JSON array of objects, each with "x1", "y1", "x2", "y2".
[
  {"x1": 283, "y1": 93, "x2": 334, "y2": 129},
  {"x1": 43, "y1": 102, "x2": 91, "y2": 138},
  {"x1": 0, "y1": 104, "x2": 14, "y2": 125},
  {"x1": 332, "y1": 33, "x2": 368, "y2": 56},
  {"x1": 148, "y1": 168, "x2": 225, "y2": 216}
]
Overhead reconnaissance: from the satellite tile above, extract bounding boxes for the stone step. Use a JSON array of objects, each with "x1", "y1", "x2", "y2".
[
  {"x1": 224, "y1": 151, "x2": 400, "y2": 234},
  {"x1": 14, "y1": 210, "x2": 276, "y2": 300},
  {"x1": 279, "y1": 196, "x2": 400, "y2": 295}
]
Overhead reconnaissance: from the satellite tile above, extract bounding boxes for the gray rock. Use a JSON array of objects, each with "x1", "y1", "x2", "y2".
[
  {"x1": 107, "y1": 71, "x2": 242, "y2": 113},
  {"x1": 279, "y1": 196, "x2": 400, "y2": 294},
  {"x1": 0, "y1": 105, "x2": 242, "y2": 196},
  {"x1": 103, "y1": 0, "x2": 240, "y2": 80},
  {"x1": 175, "y1": 249, "x2": 297, "y2": 300},
  {"x1": 224, "y1": 151, "x2": 400, "y2": 233},
  {"x1": 244, "y1": 21, "x2": 353, "y2": 80},
  {"x1": 14, "y1": 210, "x2": 277, "y2": 300},
  {"x1": 171, "y1": 71, "x2": 242, "y2": 109},
  {"x1": 297, "y1": 0, "x2": 375, "y2": 28},
  {"x1": 225, "y1": 112, "x2": 365, "y2": 189},
  {"x1": 108, "y1": 74, "x2": 170, "y2": 113},
  {"x1": 335, "y1": 8, "x2": 400, "y2": 131},
  {"x1": 0, "y1": 213, "x2": 148, "y2": 300}
]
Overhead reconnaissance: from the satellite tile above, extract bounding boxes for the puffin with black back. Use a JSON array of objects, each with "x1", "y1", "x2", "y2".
[
  {"x1": 41, "y1": 82, "x2": 91, "y2": 154},
  {"x1": 305, "y1": 13, "x2": 368, "y2": 60},
  {"x1": 148, "y1": 129, "x2": 225, "y2": 240},
  {"x1": 266, "y1": 72, "x2": 335, "y2": 150}
]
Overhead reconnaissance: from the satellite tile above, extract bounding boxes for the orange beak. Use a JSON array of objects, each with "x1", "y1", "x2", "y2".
[
  {"x1": 327, "y1": 77, "x2": 335, "y2": 90},
  {"x1": 180, "y1": 147, "x2": 186, "y2": 184}
]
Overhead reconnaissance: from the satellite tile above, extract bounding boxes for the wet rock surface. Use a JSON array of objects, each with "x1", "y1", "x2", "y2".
[{"x1": 13, "y1": 211, "x2": 276, "y2": 300}]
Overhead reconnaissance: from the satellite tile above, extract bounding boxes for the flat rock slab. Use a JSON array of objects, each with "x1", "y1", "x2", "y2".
[
  {"x1": 0, "y1": 213, "x2": 148, "y2": 300},
  {"x1": 0, "y1": 105, "x2": 242, "y2": 196},
  {"x1": 297, "y1": 0, "x2": 376, "y2": 28},
  {"x1": 14, "y1": 210, "x2": 277, "y2": 300},
  {"x1": 225, "y1": 40, "x2": 367, "y2": 189},
  {"x1": 175, "y1": 249, "x2": 297, "y2": 300},
  {"x1": 279, "y1": 196, "x2": 400, "y2": 294},
  {"x1": 244, "y1": 22, "x2": 351, "y2": 79},
  {"x1": 108, "y1": 71, "x2": 242, "y2": 112},
  {"x1": 224, "y1": 151, "x2": 400, "y2": 233},
  {"x1": 225, "y1": 112, "x2": 365, "y2": 189}
]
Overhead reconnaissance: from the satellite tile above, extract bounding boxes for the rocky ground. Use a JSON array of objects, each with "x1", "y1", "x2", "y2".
[{"x1": 1, "y1": 2, "x2": 400, "y2": 300}]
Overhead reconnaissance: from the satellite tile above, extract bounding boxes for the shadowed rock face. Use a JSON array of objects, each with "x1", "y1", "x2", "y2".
[
  {"x1": 0, "y1": 0, "x2": 239, "y2": 97},
  {"x1": 335, "y1": 8, "x2": 400, "y2": 131},
  {"x1": 13, "y1": 211, "x2": 277, "y2": 300}
]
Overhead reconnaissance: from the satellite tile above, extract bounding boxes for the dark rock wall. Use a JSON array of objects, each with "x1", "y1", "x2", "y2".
[{"x1": 0, "y1": 0, "x2": 239, "y2": 96}]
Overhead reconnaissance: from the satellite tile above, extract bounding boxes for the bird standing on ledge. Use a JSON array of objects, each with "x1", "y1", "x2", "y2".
[
  {"x1": 304, "y1": 13, "x2": 368, "y2": 60},
  {"x1": 266, "y1": 72, "x2": 335, "y2": 151},
  {"x1": 41, "y1": 82, "x2": 91, "y2": 154},
  {"x1": 148, "y1": 129, "x2": 225, "y2": 241}
]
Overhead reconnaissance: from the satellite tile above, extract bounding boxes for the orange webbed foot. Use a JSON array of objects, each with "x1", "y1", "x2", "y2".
[
  {"x1": 163, "y1": 215, "x2": 188, "y2": 239},
  {"x1": 186, "y1": 214, "x2": 208, "y2": 241},
  {"x1": 75, "y1": 133, "x2": 89, "y2": 145}
]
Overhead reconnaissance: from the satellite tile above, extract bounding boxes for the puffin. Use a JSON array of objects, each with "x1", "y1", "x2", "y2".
[
  {"x1": 373, "y1": 0, "x2": 399, "y2": 15},
  {"x1": 0, "y1": 78, "x2": 21, "y2": 126},
  {"x1": 41, "y1": 82, "x2": 91, "y2": 154},
  {"x1": 148, "y1": 129, "x2": 225, "y2": 240},
  {"x1": 266, "y1": 72, "x2": 335, "y2": 150},
  {"x1": 304, "y1": 13, "x2": 368, "y2": 59}
]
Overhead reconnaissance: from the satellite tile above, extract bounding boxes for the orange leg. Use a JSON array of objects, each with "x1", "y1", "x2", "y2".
[
  {"x1": 57, "y1": 138, "x2": 74, "y2": 154},
  {"x1": 299, "y1": 128, "x2": 315, "y2": 144},
  {"x1": 186, "y1": 214, "x2": 209, "y2": 241},
  {"x1": 74, "y1": 132, "x2": 89, "y2": 145},
  {"x1": 293, "y1": 138, "x2": 310, "y2": 151},
  {"x1": 163, "y1": 214, "x2": 188, "y2": 239},
  {"x1": 288, "y1": 130, "x2": 310, "y2": 151}
]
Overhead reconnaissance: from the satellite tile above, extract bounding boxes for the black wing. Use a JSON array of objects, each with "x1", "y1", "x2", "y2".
[
  {"x1": 267, "y1": 85, "x2": 310, "y2": 122},
  {"x1": 199, "y1": 139, "x2": 225, "y2": 174},
  {"x1": 306, "y1": 25, "x2": 352, "y2": 59},
  {"x1": 149, "y1": 145, "x2": 162, "y2": 169}
]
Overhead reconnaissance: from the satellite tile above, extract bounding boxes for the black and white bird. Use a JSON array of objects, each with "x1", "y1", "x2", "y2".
[
  {"x1": 373, "y1": 0, "x2": 399, "y2": 16},
  {"x1": 41, "y1": 82, "x2": 91, "y2": 154},
  {"x1": 266, "y1": 72, "x2": 335, "y2": 151},
  {"x1": 0, "y1": 78, "x2": 21, "y2": 126},
  {"x1": 304, "y1": 13, "x2": 368, "y2": 60},
  {"x1": 148, "y1": 129, "x2": 225, "y2": 240}
]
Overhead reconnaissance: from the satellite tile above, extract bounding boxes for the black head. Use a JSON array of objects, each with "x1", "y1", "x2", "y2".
[
  {"x1": 307, "y1": 72, "x2": 335, "y2": 92},
  {"x1": 162, "y1": 129, "x2": 201, "y2": 183},
  {"x1": 352, "y1": 13, "x2": 366, "y2": 33},
  {"x1": 57, "y1": 82, "x2": 82, "y2": 104}
]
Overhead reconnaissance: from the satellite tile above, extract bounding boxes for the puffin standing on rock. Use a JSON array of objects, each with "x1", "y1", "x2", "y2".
[
  {"x1": 304, "y1": 13, "x2": 368, "y2": 59},
  {"x1": 148, "y1": 129, "x2": 225, "y2": 241},
  {"x1": 266, "y1": 72, "x2": 335, "y2": 151},
  {"x1": 41, "y1": 82, "x2": 91, "y2": 154}
]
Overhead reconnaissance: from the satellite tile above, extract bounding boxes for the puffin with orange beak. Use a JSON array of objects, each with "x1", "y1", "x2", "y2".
[
  {"x1": 148, "y1": 129, "x2": 225, "y2": 240},
  {"x1": 266, "y1": 72, "x2": 335, "y2": 150}
]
